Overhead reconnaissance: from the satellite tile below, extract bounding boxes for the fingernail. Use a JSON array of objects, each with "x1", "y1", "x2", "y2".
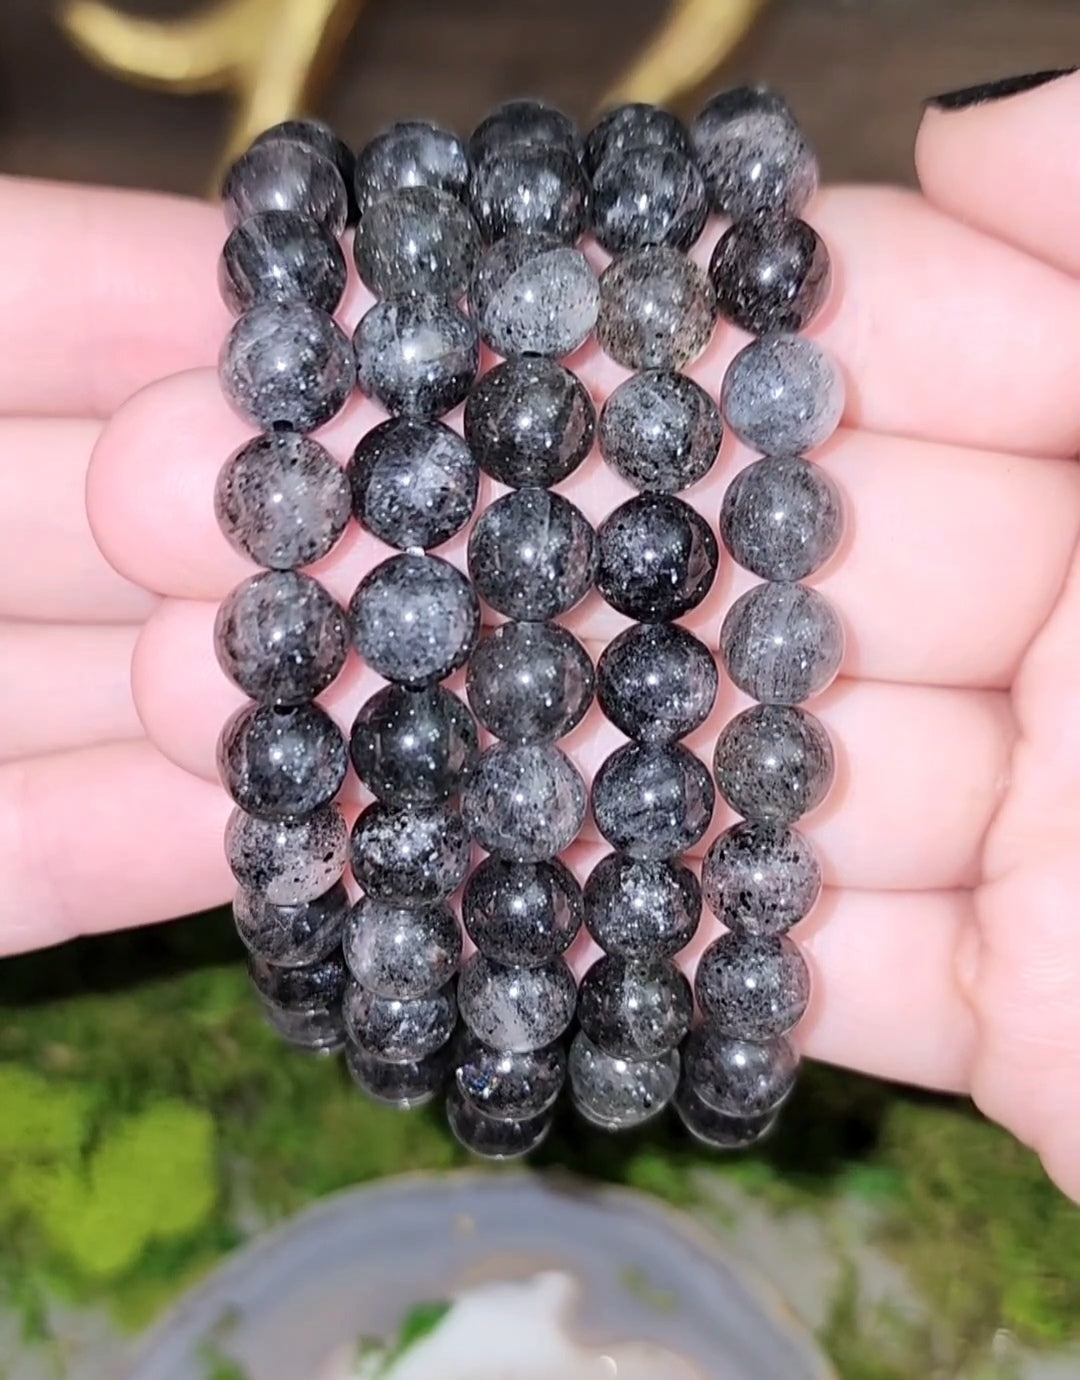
[{"x1": 927, "y1": 68, "x2": 1077, "y2": 111}]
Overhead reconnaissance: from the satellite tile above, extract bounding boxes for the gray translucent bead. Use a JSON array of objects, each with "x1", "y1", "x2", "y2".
[
  {"x1": 214, "y1": 570, "x2": 348, "y2": 705},
  {"x1": 691, "y1": 86, "x2": 818, "y2": 222},
  {"x1": 457, "y1": 953, "x2": 576, "y2": 1053},
  {"x1": 343, "y1": 896, "x2": 461, "y2": 998},
  {"x1": 349, "y1": 802, "x2": 470, "y2": 907},
  {"x1": 702, "y1": 821, "x2": 821, "y2": 937},
  {"x1": 596, "y1": 494, "x2": 718, "y2": 623},
  {"x1": 599, "y1": 369, "x2": 722, "y2": 495},
  {"x1": 577, "y1": 955, "x2": 692, "y2": 1059},
  {"x1": 469, "y1": 99, "x2": 582, "y2": 164},
  {"x1": 469, "y1": 233, "x2": 599, "y2": 359},
  {"x1": 710, "y1": 218, "x2": 831, "y2": 335},
  {"x1": 463, "y1": 855, "x2": 582, "y2": 967},
  {"x1": 461, "y1": 742, "x2": 587, "y2": 861},
  {"x1": 233, "y1": 882, "x2": 348, "y2": 967},
  {"x1": 713, "y1": 704, "x2": 834, "y2": 823},
  {"x1": 219, "y1": 210, "x2": 346, "y2": 315},
  {"x1": 719, "y1": 581, "x2": 844, "y2": 704},
  {"x1": 350, "y1": 683, "x2": 478, "y2": 807},
  {"x1": 675, "y1": 1081, "x2": 778, "y2": 1150},
  {"x1": 683, "y1": 1027, "x2": 798, "y2": 1117},
  {"x1": 464, "y1": 356, "x2": 595, "y2": 489},
  {"x1": 597, "y1": 622, "x2": 717, "y2": 744},
  {"x1": 470, "y1": 145, "x2": 589, "y2": 243},
  {"x1": 591, "y1": 147, "x2": 707, "y2": 255},
  {"x1": 215, "y1": 431, "x2": 351, "y2": 571},
  {"x1": 455, "y1": 1032, "x2": 566, "y2": 1119},
  {"x1": 225, "y1": 804, "x2": 347, "y2": 906},
  {"x1": 353, "y1": 121, "x2": 470, "y2": 217},
  {"x1": 220, "y1": 303, "x2": 354, "y2": 433},
  {"x1": 262, "y1": 999, "x2": 345, "y2": 1052},
  {"x1": 248, "y1": 949, "x2": 347, "y2": 1010},
  {"x1": 721, "y1": 335, "x2": 845, "y2": 456},
  {"x1": 217, "y1": 701, "x2": 347, "y2": 820},
  {"x1": 348, "y1": 553, "x2": 479, "y2": 688},
  {"x1": 446, "y1": 1083, "x2": 552, "y2": 1160},
  {"x1": 252, "y1": 119, "x2": 356, "y2": 222},
  {"x1": 592, "y1": 743, "x2": 714, "y2": 861},
  {"x1": 695, "y1": 932, "x2": 810, "y2": 1039},
  {"x1": 343, "y1": 979, "x2": 457, "y2": 1063},
  {"x1": 345, "y1": 1040, "x2": 451, "y2": 1109},
  {"x1": 353, "y1": 186, "x2": 480, "y2": 299},
  {"x1": 720, "y1": 455, "x2": 843, "y2": 582},
  {"x1": 585, "y1": 103, "x2": 693, "y2": 174},
  {"x1": 597, "y1": 247, "x2": 716, "y2": 371},
  {"x1": 468, "y1": 488, "x2": 596, "y2": 621},
  {"x1": 222, "y1": 140, "x2": 347, "y2": 234},
  {"x1": 354, "y1": 297, "x2": 478, "y2": 419},
  {"x1": 568, "y1": 1031, "x2": 679, "y2": 1130},
  {"x1": 348, "y1": 417, "x2": 478, "y2": 551},
  {"x1": 584, "y1": 853, "x2": 700, "y2": 960},
  {"x1": 466, "y1": 622, "x2": 594, "y2": 744}
]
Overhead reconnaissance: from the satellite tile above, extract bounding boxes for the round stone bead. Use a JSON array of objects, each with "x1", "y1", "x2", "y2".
[
  {"x1": 446, "y1": 1084, "x2": 552, "y2": 1160},
  {"x1": 217, "y1": 701, "x2": 347, "y2": 820},
  {"x1": 469, "y1": 145, "x2": 589, "y2": 243},
  {"x1": 352, "y1": 186, "x2": 480, "y2": 299},
  {"x1": 675, "y1": 1081, "x2": 777, "y2": 1150},
  {"x1": 215, "y1": 431, "x2": 350, "y2": 571},
  {"x1": 598, "y1": 370, "x2": 722, "y2": 495},
  {"x1": 596, "y1": 494, "x2": 718, "y2": 623},
  {"x1": 262, "y1": 1000, "x2": 345, "y2": 1052},
  {"x1": 468, "y1": 488, "x2": 596, "y2": 621},
  {"x1": 466, "y1": 622, "x2": 594, "y2": 744},
  {"x1": 219, "y1": 211, "x2": 346, "y2": 315},
  {"x1": 695, "y1": 932, "x2": 811, "y2": 1039},
  {"x1": 721, "y1": 335, "x2": 845, "y2": 456},
  {"x1": 461, "y1": 742, "x2": 587, "y2": 861},
  {"x1": 720, "y1": 455, "x2": 844, "y2": 582},
  {"x1": 348, "y1": 553, "x2": 479, "y2": 688},
  {"x1": 469, "y1": 233, "x2": 599, "y2": 358},
  {"x1": 702, "y1": 820, "x2": 821, "y2": 937},
  {"x1": 457, "y1": 953, "x2": 576, "y2": 1053},
  {"x1": 343, "y1": 896, "x2": 461, "y2": 999},
  {"x1": 349, "y1": 802, "x2": 470, "y2": 907},
  {"x1": 343, "y1": 980, "x2": 457, "y2": 1063},
  {"x1": 710, "y1": 218, "x2": 831, "y2": 335},
  {"x1": 225, "y1": 804, "x2": 347, "y2": 906},
  {"x1": 252, "y1": 119, "x2": 356, "y2": 221},
  {"x1": 222, "y1": 140, "x2": 347, "y2": 234},
  {"x1": 220, "y1": 302, "x2": 354, "y2": 433},
  {"x1": 464, "y1": 356, "x2": 595, "y2": 489},
  {"x1": 592, "y1": 743, "x2": 714, "y2": 861},
  {"x1": 233, "y1": 882, "x2": 348, "y2": 967},
  {"x1": 353, "y1": 297, "x2": 478, "y2": 419},
  {"x1": 469, "y1": 99, "x2": 582, "y2": 164},
  {"x1": 248, "y1": 949, "x2": 348, "y2": 1010},
  {"x1": 591, "y1": 147, "x2": 707, "y2": 255},
  {"x1": 345, "y1": 1041, "x2": 451, "y2": 1109},
  {"x1": 597, "y1": 622, "x2": 717, "y2": 744},
  {"x1": 719, "y1": 581, "x2": 844, "y2": 705},
  {"x1": 349, "y1": 683, "x2": 478, "y2": 807},
  {"x1": 463, "y1": 856, "x2": 582, "y2": 967},
  {"x1": 691, "y1": 86, "x2": 818, "y2": 222},
  {"x1": 585, "y1": 103, "x2": 694, "y2": 174},
  {"x1": 568, "y1": 1031, "x2": 680, "y2": 1130},
  {"x1": 214, "y1": 571, "x2": 348, "y2": 705},
  {"x1": 713, "y1": 704, "x2": 834, "y2": 823},
  {"x1": 583, "y1": 853, "x2": 700, "y2": 960},
  {"x1": 347, "y1": 417, "x2": 478, "y2": 551},
  {"x1": 597, "y1": 247, "x2": 716, "y2": 371},
  {"x1": 455, "y1": 1032, "x2": 566, "y2": 1119},
  {"x1": 577, "y1": 955, "x2": 692, "y2": 1059},
  {"x1": 683, "y1": 1027, "x2": 799, "y2": 1118},
  {"x1": 353, "y1": 121, "x2": 469, "y2": 217}
]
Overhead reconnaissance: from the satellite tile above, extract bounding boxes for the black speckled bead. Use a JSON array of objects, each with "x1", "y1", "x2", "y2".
[
  {"x1": 696, "y1": 932, "x2": 811, "y2": 1039},
  {"x1": 233, "y1": 882, "x2": 348, "y2": 968},
  {"x1": 462, "y1": 742, "x2": 587, "y2": 861},
  {"x1": 577, "y1": 955, "x2": 692, "y2": 1059},
  {"x1": 469, "y1": 233, "x2": 599, "y2": 359},
  {"x1": 353, "y1": 186, "x2": 480, "y2": 299},
  {"x1": 348, "y1": 417, "x2": 478, "y2": 552},
  {"x1": 219, "y1": 211, "x2": 346, "y2": 315},
  {"x1": 598, "y1": 369, "x2": 722, "y2": 495},
  {"x1": 470, "y1": 144, "x2": 589, "y2": 243},
  {"x1": 713, "y1": 704, "x2": 834, "y2": 823},
  {"x1": 719, "y1": 581, "x2": 844, "y2": 705},
  {"x1": 597, "y1": 246, "x2": 716, "y2": 371},
  {"x1": 596, "y1": 494, "x2": 718, "y2": 623},
  {"x1": 222, "y1": 140, "x2": 347, "y2": 234},
  {"x1": 469, "y1": 99, "x2": 582, "y2": 164},
  {"x1": 343, "y1": 979, "x2": 457, "y2": 1063},
  {"x1": 683, "y1": 1028, "x2": 799, "y2": 1118},
  {"x1": 458, "y1": 953, "x2": 577, "y2": 1053},
  {"x1": 343, "y1": 896, "x2": 461, "y2": 999},
  {"x1": 464, "y1": 356, "x2": 595, "y2": 489},
  {"x1": 350, "y1": 683, "x2": 478, "y2": 807},
  {"x1": 568, "y1": 1031, "x2": 680, "y2": 1130},
  {"x1": 586, "y1": 103, "x2": 693, "y2": 173},
  {"x1": 591, "y1": 146, "x2": 707, "y2": 254},
  {"x1": 353, "y1": 121, "x2": 470, "y2": 217},
  {"x1": 675, "y1": 1080, "x2": 777, "y2": 1150},
  {"x1": 691, "y1": 86, "x2": 818, "y2": 222},
  {"x1": 225, "y1": 804, "x2": 347, "y2": 906},
  {"x1": 468, "y1": 488, "x2": 596, "y2": 621},
  {"x1": 583, "y1": 853, "x2": 700, "y2": 960},
  {"x1": 462, "y1": 855, "x2": 582, "y2": 967},
  {"x1": 455, "y1": 1032, "x2": 566, "y2": 1119},
  {"x1": 597, "y1": 622, "x2": 717, "y2": 744},
  {"x1": 349, "y1": 802, "x2": 470, "y2": 907},
  {"x1": 248, "y1": 949, "x2": 348, "y2": 1011},
  {"x1": 353, "y1": 296, "x2": 478, "y2": 418},
  {"x1": 710, "y1": 218, "x2": 831, "y2": 335},
  {"x1": 446, "y1": 1083, "x2": 552, "y2": 1160},
  {"x1": 721, "y1": 335, "x2": 845, "y2": 457},
  {"x1": 720, "y1": 455, "x2": 844, "y2": 582},
  {"x1": 592, "y1": 742, "x2": 714, "y2": 860},
  {"x1": 217, "y1": 701, "x2": 347, "y2": 820},
  {"x1": 261, "y1": 999, "x2": 345, "y2": 1052},
  {"x1": 345, "y1": 1041, "x2": 451, "y2": 1109},
  {"x1": 702, "y1": 820, "x2": 821, "y2": 937},
  {"x1": 466, "y1": 622, "x2": 594, "y2": 744},
  {"x1": 252, "y1": 119, "x2": 356, "y2": 221}
]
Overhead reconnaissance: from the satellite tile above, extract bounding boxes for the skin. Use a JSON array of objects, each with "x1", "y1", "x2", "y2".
[{"x1": 1, "y1": 76, "x2": 1079, "y2": 1200}]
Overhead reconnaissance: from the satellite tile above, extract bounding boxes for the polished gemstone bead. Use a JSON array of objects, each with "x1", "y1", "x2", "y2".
[
  {"x1": 568, "y1": 1031, "x2": 679, "y2": 1130},
  {"x1": 710, "y1": 218, "x2": 831, "y2": 335},
  {"x1": 461, "y1": 742, "x2": 587, "y2": 860},
  {"x1": 455, "y1": 1032, "x2": 566, "y2": 1119},
  {"x1": 597, "y1": 622, "x2": 717, "y2": 744},
  {"x1": 261, "y1": 999, "x2": 345, "y2": 1052},
  {"x1": 353, "y1": 121, "x2": 469, "y2": 217},
  {"x1": 217, "y1": 701, "x2": 347, "y2": 820},
  {"x1": 583, "y1": 853, "x2": 700, "y2": 960},
  {"x1": 713, "y1": 704, "x2": 834, "y2": 823},
  {"x1": 348, "y1": 553, "x2": 479, "y2": 688},
  {"x1": 248, "y1": 949, "x2": 347, "y2": 1010},
  {"x1": 466, "y1": 622, "x2": 594, "y2": 744},
  {"x1": 702, "y1": 820, "x2": 821, "y2": 937},
  {"x1": 225, "y1": 804, "x2": 347, "y2": 906},
  {"x1": 349, "y1": 802, "x2": 470, "y2": 907},
  {"x1": 462, "y1": 855, "x2": 582, "y2": 967},
  {"x1": 470, "y1": 145, "x2": 589, "y2": 243},
  {"x1": 220, "y1": 302, "x2": 354, "y2": 432},
  {"x1": 215, "y1": 570, "x2": 348, "y2": 705},
  {"x1": 696, "y1": 932, "x2": 810, "y2": 1038},
  {"x1": 233, "y1": 882, "x2": 348, "y2": 967},
  {"x1": 469, "y1": 99, "x2": 582, "y2": 164},
  {"x1": 354, "y1": 296, "x2": 478, "y2": 418},
  {"x1": 468, "y1": 488, "x2": 596, "y2": 621},
  {"x1": 683, "y1": 1027, "x2": 798, "y2": 1117},
  {"x1": 345, "y1": 1040, "x2": 451, "y2": 1109},
  {"x1": 347, "y1": 417, "x2": 478, "y2": 551},
  {"x1": 577, "y1": 955, "x2": 692, "y2": 1059},
  {"x1": 222, "y1": 140, "x2": 347, "y2": 234},
  {"x1": 343, "y1": 979, "x2": 457, "y2": 1063},
  {"x1": 719, "y1": 581, "x2": 844, "y2": 704},
  {"x1": 353, "y1": 186, "x2": 480, "y2": 299},
  {"x1": 457, "y1": 953, "x2": 576, "y2": 1053},
  {"x1": 721, "y1": 335, "x2": 845, "y2": 456},
  {"x1": 598, "y1": 369, "x2": 721, "y2": 495},
  {"x1": 585, "y1": 103, "x2": 694, "y2": 173},
  {"x1": 350, "y1": 683, "x2": 477, "y2": 806},
  {"x1": 675, "y1": 1080, "x2": 777, "y2": 1150},
  {"x1": 597, "y1": 247, "x2": 716, "y2": 371},
  {"x1": 446, "y1": 1083, "x2": 552, "y2": 1160},
  {"x1": 691, "y1": 86, "x2": 818, "y2": 222},
  {"x1": 592, "y1": 743, "x2": 714, "y2": 861},
  {"x1": 215, "y1": 431, "x2": 350, "y2": 571},
  {"x1": 591, "y1": 147, "x2": 707, "y2": 254},
  {"x1": 720, "y1": 455, "x2": 843, "y2": 582},
  {"x1": 252, "y1": 119, "x2": 356, "y2": 221},
  {"x1": 343, "y1": 896, "x2": 461, "y2": 999},
  {"x1": 219, "y1": 211, "x2": 346, "y2": 315},
  {"x1": 469, "y1": 233, "x2": 599, "y2": 358},
  {"x1": 464, "y1": 356, "x2": 595, "y2": 489},
  {"x1": 596, "y1": 494, "x2": 717, "y2": 622}
]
